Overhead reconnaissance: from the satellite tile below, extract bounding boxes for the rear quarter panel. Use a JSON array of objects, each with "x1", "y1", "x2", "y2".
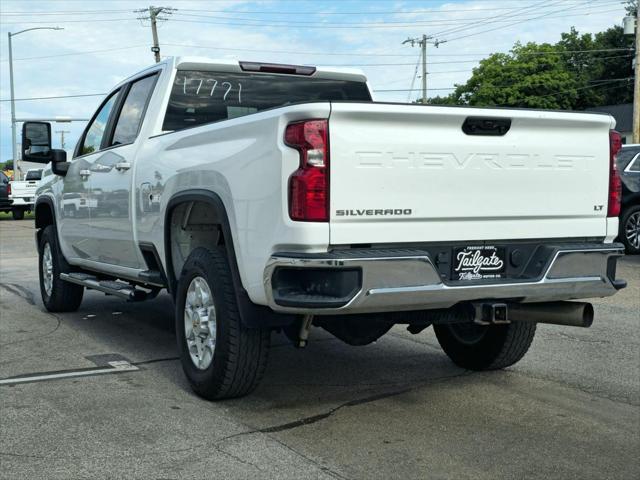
[{"x1": 134, "y1": 103, "x2": 332, "y2": 305}]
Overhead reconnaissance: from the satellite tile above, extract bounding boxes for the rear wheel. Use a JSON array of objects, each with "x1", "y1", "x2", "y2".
[
  {"x1": 620, "y1": 205, "x2": 640, "y2": 254},
  {"x1": 12, "y1": 209, "x2": 24, "y2": 220},
  {"x1": 38, "y1": 225, "x2": 84, "y2": 312},
  {"x1": 434, "y1": 321, "x2": 536, "y2": 370},
  {"x1": 175, "y1": 247, "x2": 270, "y2": 400}
]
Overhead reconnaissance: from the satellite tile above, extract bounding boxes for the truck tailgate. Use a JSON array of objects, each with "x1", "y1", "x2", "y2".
[{"x1": 328, "y1": 103, "x2": 614, "y2": 245}]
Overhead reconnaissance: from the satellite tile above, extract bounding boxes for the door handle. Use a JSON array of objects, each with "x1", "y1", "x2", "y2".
[
  {"x1": 79, "y1": 169, "x2": 91, "y2": 179},
  {"x1": 115, "y1": 162, "x2": 131, "y2": 172}
]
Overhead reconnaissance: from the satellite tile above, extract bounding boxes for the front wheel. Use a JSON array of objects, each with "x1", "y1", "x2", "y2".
[
  {"x1": 175, "y1": 247, "x2": 270, "y2": 400},
  {"x1": 434, "y1": 321, "x2": 536, "y2": 370},
  {"x1": 38, "y1": 225, "x2": 84, "y2": 312}
]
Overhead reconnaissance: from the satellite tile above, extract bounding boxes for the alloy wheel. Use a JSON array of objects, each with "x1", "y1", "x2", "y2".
[
  {"x1": 184, "y1": 276, "x2": 217, "y2": 370},
  {"x1": 42, "y1": 242, "x2": 54, "y2": 297},
  {"x1": 625, "y1": 211, "x2": 640, "y2": 250}
]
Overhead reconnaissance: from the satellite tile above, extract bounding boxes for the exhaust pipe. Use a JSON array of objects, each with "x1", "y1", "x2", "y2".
[{"x1": 508, "y1": 301, "x2": 594, "y2": 328}]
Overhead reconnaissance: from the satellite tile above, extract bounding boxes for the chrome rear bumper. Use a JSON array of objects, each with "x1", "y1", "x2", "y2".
[{"x1": 263, "y1": 244, "x2": 625, "y2": 314}]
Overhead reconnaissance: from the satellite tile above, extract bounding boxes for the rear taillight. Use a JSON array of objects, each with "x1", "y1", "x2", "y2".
[
  {"x1": 285, "y1": 119, "x2": 329, "y2": 222},
  {"x1": 6, "y1": 183, "x2": 11, "y2": 196},
  {"x1": 608, "y1": 130, "x2": 622, "y2": 217}
]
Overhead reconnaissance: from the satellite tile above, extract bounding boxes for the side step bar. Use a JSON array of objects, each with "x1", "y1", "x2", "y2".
[{"x1": 60, "y1": 273, "x2": 151, "y2": 301}]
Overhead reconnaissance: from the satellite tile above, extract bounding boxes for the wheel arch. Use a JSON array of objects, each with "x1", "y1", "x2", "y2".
[
  {"x1": 164, "y1": 189, "x2": 294, "y2": 328},
  {"x1": 34, "y1": 196, "x2": 56, "y2": 252}
]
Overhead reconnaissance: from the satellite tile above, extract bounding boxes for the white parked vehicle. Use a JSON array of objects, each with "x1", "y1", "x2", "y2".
[
  {"x1": 25, "y1": 58, "x2": 627, "y2": 400},
  {"x1": 8, "y1": 168, "x2": 42, "y2": 219}
]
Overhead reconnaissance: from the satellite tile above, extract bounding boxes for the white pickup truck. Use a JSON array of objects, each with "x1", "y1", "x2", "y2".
[
  {"x1": 8, "y1": 168, "x2": 42, "y2": 219},
  {"x1": 24, "y1": 57, "x2": 626, "y2": 400}
]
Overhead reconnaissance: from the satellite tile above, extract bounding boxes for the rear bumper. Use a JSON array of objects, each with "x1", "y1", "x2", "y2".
[
  {"x1": 263, "y1": 244, "x2": 625, "y2": 314},
  {"x1": 9, "y1": 196, "x2": 34, "y2": 207}
]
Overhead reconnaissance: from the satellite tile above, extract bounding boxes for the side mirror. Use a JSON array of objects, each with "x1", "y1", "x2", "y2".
[
  {"x1": 51, "y1": 150, "x2": 69, "y2": 176},
  {"x1": 21, "y1": 122, "x2": 52, "y2": 163}
]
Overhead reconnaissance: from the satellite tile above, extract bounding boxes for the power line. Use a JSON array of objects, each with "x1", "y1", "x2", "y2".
[
  {"x1": 0, "y1": 43, "x2": 629, "y2": 65},
  {"x1": 0, "y1": 0, "x2": 621, "y2": 17},
  {"x1": 442, "y1": 1, "x2": 617, "y2": 43},
  {"x1": 162, "y1": 7, "x2": 624, "y2": 29},
  {"x1": 175, "y1": 2, "x2": 621, "y2": 15},
  {"x1": 161, "y1": 43, "x2": 633, "y2": 57},
  {"x1": 524, "y1": 77, "x2": 633, "y2": 99},
  {"x1": 170, "y1": 2, "x2": 623, "y2": 26},
  {"x1": 0, "y1": 17, "x2": 136, "y2": 24},
  {"x1": 318, "y1": 54, "x2": 633, "y2": 66},
  {"x1": 0, "y1": 9, "x2": 134, "y2": 15},
  {"x1": 0, "y1": 93, "x2": 106, "y2": 103},
  {"x1": 374, "y1": 77, "x2": 633, "y2": 92},
  {"x1": 433, "y1": 0, "x2": 563, "y2": 38},
  {"x1": 0, "y1": 1, "x2": 623, "y2": 28},
  {"x1": 3, "y1": 77, "x2": 632, "y2": 103},
  {"x1": 373, "y1": 77, "x2": 633, "y2": 95},
  {"x1": 1, "y1": 45, "x2": 148, "y2": 62}
]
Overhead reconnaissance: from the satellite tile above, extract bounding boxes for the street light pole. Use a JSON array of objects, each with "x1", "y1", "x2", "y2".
[
  {"x1": 8, "y1": 32, "x2": 17, "y2": 180},
  {"x1": 7, "y1": 27, "x2": 63, "y2": 180}
]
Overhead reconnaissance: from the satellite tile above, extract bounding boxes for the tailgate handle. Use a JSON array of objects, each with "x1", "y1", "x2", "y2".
[{"x1": 462, "y1": 117, "x2": 511, "y2": 136}]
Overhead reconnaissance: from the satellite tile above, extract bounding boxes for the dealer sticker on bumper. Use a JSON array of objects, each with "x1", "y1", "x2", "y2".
[{"x1": 453, "y1": 246, "x2": 506, "y2": 281}]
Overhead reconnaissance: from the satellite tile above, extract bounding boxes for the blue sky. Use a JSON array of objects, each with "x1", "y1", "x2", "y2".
[{"x1": 0, "y1": 0, "x2": 629, "y2": 163}]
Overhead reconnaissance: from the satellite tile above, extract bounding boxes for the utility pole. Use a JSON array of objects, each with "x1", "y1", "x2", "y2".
[
  {"x1": 55, "y1": 130, "x2": 70, "y2": 150},
  {"x1": 421, "y1": 34, "x2": 427, "y2": 105},
  {"x1": 403, "y1": 35, "x2": 444, "y2": 104},
  {"x1": 136, "y1": 6, "x2": 175, "y2": 63}
]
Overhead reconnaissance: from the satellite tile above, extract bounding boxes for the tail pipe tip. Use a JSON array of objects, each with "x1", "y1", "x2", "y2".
[
  {"x1": 509, "y1": 301, "x2": 594, "y2": 328},
  {"x1": 475, "y1": 301, "x2": 594, "y2": 328}
]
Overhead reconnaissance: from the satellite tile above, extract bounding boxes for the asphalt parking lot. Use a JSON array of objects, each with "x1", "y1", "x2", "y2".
[{"x1": 1, "y1": 219, "x2": 639, "y2": 480}]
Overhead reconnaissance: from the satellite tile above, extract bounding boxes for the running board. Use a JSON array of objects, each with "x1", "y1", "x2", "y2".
[{"x1": 60, "y1": 273, "x2": 149, "y2": 301}]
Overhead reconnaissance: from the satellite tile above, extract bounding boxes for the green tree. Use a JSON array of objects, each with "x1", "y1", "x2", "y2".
[
  {"x1": 425, "y1": 95, "x2": 458, "y2": 106},
  {"x1": 445, "y1": 42, "x2": 579, "y2": 109},
  {"x1": 427, "y1": 23, "x2": 633, "y2": 110},
  {"x1": 558, "y1": 26, "x2": 633, "y2": 108}
]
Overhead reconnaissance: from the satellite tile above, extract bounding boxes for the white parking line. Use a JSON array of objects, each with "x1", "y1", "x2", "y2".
[{"x1": 0, "y1": 361, "x2": 139, "y2": 386}]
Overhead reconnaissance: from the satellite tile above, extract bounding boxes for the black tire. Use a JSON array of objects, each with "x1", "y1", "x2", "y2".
[
  {"x1": 434, "y1": 321, "x2": 536, "y2": 370},
  {"x1": 12, "y1": 209, "x2": 24, "y2": 220},
  {"x1": 38, "y1": 225, "x2": 84, "y2": 312},
  {"x1": 619, "y1": 205, "x2": 640, "y2": 254},
  {"x1": 175, "y1": 247, "x2": 270, "y2": 400}
]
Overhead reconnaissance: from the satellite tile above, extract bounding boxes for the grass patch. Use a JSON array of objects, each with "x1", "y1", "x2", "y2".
[{"x1": 0, "y1": 210, "x2": 35, "y2": 221}]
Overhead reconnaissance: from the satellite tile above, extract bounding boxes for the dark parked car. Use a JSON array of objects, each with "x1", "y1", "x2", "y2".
[
  {"x1": 0, "y1": 171, "x2": 13, "y2": 215},
  {"x1": 617, "y1": 144, "x2": 640, "y2": 254}
]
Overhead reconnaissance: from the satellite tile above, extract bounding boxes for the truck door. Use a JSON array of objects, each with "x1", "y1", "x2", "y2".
[
  {"x1": 84, "y1": 73, "x2": 159, "y2": 269},
  {"x1": 58, "y1": 90, "x2": 121, "y2": 264}
]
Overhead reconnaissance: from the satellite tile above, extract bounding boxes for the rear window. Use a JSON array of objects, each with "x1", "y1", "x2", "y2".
[
  {"x1": 163, "y1": 70, "x2": 371, "y2": 132},
  {"x1": 25, "y1": 170, "x2": 42, "y2": 181},
  {"x1": 618, "y1": 147, "x2": 640, "y2": 173}
]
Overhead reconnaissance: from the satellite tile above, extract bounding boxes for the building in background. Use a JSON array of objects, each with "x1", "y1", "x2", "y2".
[{"x1": 587, "y1": 103, "x2": 634, "y2": 144}]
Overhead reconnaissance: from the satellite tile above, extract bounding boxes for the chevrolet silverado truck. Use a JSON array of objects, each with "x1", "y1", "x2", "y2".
[
  {"x1": 24, "y1": 57, "x2": 626, "y2": 400},
  {"x1": 8, "y1": 168, "x2": 42, "y2": 220}
]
